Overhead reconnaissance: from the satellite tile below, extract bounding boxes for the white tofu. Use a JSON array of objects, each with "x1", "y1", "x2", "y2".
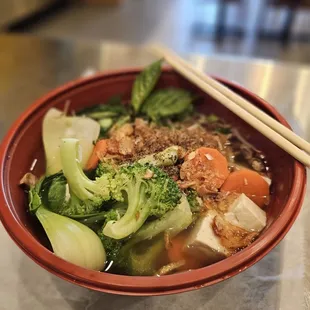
[
  {"x1": 224, "y1": 193, "x2": 267, "y2": 232},
  {"x1": 185, "y1": 210, "x2": 229, "y2": 264}
]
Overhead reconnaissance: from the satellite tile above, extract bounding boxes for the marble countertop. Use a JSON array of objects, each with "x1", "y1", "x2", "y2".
[{"x1": 0, "y1": 34, "x2": 309, "y2": 310}]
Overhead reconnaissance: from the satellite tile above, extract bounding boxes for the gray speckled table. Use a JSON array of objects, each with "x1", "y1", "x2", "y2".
[{"x1": 0, "y1": 34, "x2": 309, "y2": 310}]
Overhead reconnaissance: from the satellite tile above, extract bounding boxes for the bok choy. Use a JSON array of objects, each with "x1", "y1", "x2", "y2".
[
  {"x1": 36, "y1": 207, "x2": 106, "y2": 271},
  {"x1": 43, "y1": 108, "x2": 100, "y2": 175},
  {"x1": 28, "y1": 182, "x2": 106, "y2": 271}
]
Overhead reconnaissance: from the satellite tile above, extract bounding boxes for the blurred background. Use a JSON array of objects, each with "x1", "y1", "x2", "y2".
[{"x1": 1, "y1": 0, "x2": 310, "y2": 64}]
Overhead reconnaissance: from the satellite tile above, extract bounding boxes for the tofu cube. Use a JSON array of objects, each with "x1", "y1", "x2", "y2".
[
  {"x1": 185, "y1": 210, "x2": 229, "y2": 264},
  {"x1": 224, "y1": 193, "x2": 267, "y2": 232}
]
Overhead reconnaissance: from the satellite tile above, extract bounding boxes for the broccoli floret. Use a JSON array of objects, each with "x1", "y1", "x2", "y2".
[
  {"x1": 98, "y1": 233, "x2": 124, "y2": 263},
  {"x1": 102, "y1": 163, "x2": 182, "y2": 239},
  {"x1": 39, "y1": 172, "x2": 105, "y2": 216},
  {"x1": 186, "y1": 189, "x2": 203, "y2": 213},
  {"x1": 60, "y1": 138, "x2": 111, "y2": 211},
  {"x1": 99, "y1": 197, "x2": 192, "y2": 276},
  {"x1": 38, "y1": 139, "x2": 115, "y2": 217},
  {"x1": 95, "y1": 161, "x2": 117, "y2": 177},
  {"x1": 100, "y1": 233, "x2": 165, "y2": 276}
]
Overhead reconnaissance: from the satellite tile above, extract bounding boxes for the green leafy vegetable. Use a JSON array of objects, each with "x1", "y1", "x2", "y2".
[
  {"x1": 77, "y1": 96, "x2": 129, "y2": 137},
  {"x1": 131, "y1": 59, "x2": 163, "y2": 112},
  {"x1": 77, "y1": 96, "x2": 125, "y2": 119},
  {"x1": 36, "y1": 207, "x2": 106, "y2": 271},
  {"x1": 28, "y1": 178, "x2": 44, "y2": 213},
  {"x1": 141, "y1": 88, "x2": 193, "y2": 121},
  {"x1": 40, "y1": 173, "x2": 68, "y2": 214},
  {"x1": 28, "y1": 176, "x2": 107, "y2": 271}
]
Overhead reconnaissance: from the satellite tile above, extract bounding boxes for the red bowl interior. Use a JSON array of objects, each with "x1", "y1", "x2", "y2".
[{"x1": 0, "y1": 68, "x2": 306, "y2": 296}]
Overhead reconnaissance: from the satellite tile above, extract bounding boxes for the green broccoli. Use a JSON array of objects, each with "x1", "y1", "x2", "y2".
[
  {"x1": 186, "y1": 189, "x2": 203, "y2": 213},
  {"x1": 39, "y1": 172, "x2": 107, "y2": 216},
  {"x1": 102, "y1": 163, "x2": 182, "y2": 239},
  {"x1": 78, "y1": 203, "x2": 126, "y2": 227},
  {"x1": 36, "y1": 139, "x2": 115, "y2": 217},
  {"x1": 126, "y1": 194, "x2": 193, "y2": 245},
  {"x1": 98, "y1": 233, "x2": 164, "y2": 276},
  {"x1": 102, "y1": 196, "x2": 192, "y2": 276},
  {"x1": 98, "y1": 233, "x2": 125, "y2": 263},
  {"x1": 60, "y1": 138, "x2": 111, "y2": 211},
  {"x1": 95, "y1": 161, "x2": 117, "y2": 177}
]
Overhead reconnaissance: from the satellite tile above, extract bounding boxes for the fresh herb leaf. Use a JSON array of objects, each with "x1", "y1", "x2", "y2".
[
  {"x1": 131, "y1": 59, "x2": 163, "y2": 112},
  {"x1": 141, "y1": 88, "x2": 193, "y2": 121},
  {"x1": 77, "y1": 96, "x2": 129, "y2": 138},
  {"x1": 28, "y1": 178, "x2": 44, "y2": 213}
]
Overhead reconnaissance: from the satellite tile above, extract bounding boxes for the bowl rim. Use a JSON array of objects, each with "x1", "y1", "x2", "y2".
[{"x1": 0, "y1": 68, "x2": 307, "y2": 296}]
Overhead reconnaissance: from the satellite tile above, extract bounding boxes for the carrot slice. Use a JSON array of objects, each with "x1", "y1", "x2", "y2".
[
  {"x1": 220, "y1": 169, "x2": 269, "y2": 207},
  {"x1": 180, "y1": 147, "x2": 229, "y2": 193},
  {"x1": 85, "y1": 139, "x2": 108, "y2": 170},
  {"x1": 195, "y1": 147, "x2": 229, "y2": 182},
  {"x1": 167, "y1": 232, "x2": 203, "y2": 271}
]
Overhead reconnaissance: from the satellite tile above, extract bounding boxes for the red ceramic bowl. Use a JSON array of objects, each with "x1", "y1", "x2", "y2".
[{"x1": 0, "y1": 68, "x2": 306, "y2": 296}]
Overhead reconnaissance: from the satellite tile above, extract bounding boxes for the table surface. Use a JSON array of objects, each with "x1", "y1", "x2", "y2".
[{"x1": 0, "y1": 34, "x2": 309, "y2": 310}]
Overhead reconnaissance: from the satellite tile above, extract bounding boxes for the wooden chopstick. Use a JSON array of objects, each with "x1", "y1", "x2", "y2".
[
  {"x1": 152, "y1": 45, "x2": 310, "y2": 155},
  {"x1": 149, "y1": 44, "x2": 310, "y2": 167}
]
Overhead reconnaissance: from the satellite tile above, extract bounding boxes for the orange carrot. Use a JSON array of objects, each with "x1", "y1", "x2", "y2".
[
  {"x1": 221, "y1": 169, "x2": 269, "y2": 207},
  {"x1": 167, "y1": 232, "x2": 203, "y2": 271},
  {"x1": 181, "y1": 147, "x2": 229, "y2": 193},
  {"x1": 195, "y1": 147, "x2": 229, "y2": 183},
  {"x1": 86, "y1": 139, "x2": 108, "y2": 170}
]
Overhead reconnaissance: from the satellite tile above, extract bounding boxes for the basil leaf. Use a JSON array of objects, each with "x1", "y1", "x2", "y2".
[
  {"x1": 131, "y1": 59, "x2": 163, "y2": 112},
  {"x1": 142, "y1": 88, "x2": 193, "y2": 121}
]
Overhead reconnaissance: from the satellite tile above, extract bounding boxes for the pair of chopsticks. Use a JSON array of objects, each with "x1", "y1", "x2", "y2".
[{"x1": 149, "y1": 44, "x2": 310, "y2": 167}]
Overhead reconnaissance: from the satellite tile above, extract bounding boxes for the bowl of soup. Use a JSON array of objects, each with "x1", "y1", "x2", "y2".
[{"x1": 0, "y1": 63, "x2": 306, "y2": 296}]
